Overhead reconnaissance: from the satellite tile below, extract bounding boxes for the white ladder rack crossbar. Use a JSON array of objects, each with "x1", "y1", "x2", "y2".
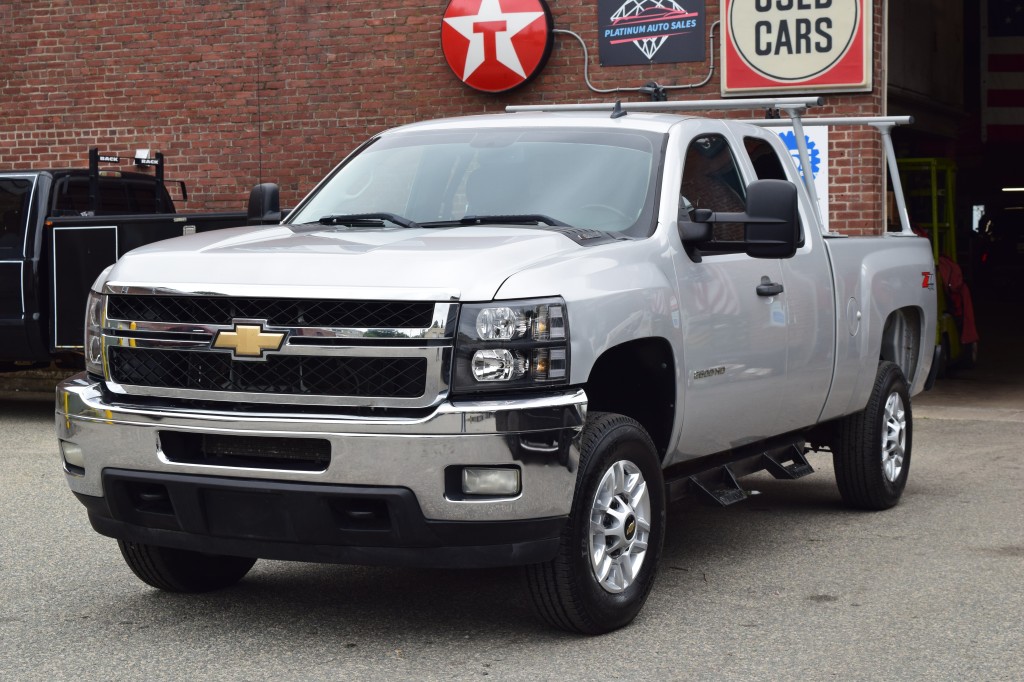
[
  {"x1": 744, "y1": 116, "x2": 913, "y2": 127},
  {"x1": 505, "y1": 96, "x2": 823, "y2": 114}
]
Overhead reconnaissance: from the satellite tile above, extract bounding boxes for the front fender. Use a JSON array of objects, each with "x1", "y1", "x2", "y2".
[{"x1": 495, "y1": 238, "x2": 680, "y2": 388}]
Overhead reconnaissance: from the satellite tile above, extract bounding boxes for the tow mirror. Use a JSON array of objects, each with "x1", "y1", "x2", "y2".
[
  {"x1": 743, "y1": 179, "x2": 800, "y2": 259},
  {"x1": 678, "y1": 179, "x2": 799, "y2": 260},
  {"x1": 247, "y1": 183, "x2": 281, "y2": 225}
]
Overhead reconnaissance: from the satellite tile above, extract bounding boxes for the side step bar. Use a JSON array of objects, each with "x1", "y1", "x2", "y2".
[
  {"x1": 688, "y1": 467, "x2": 747, "y2": 506},
  {"x1": 762, "y1": 445, "x2": 814, "y2": 480},
  {"x1": 667, "y1": 443, "x2": 815, "y2": 506}
]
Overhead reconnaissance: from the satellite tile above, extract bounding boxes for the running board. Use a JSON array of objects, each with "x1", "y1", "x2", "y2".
[
  {"x1": 664, "y1": 439, "x2": 815, "y2": 505},
  {"x1": 688, "y1": 466, "x2": 748, "y2": 506},
  {"x1": 762, "y1": 445, "x2": 814, "y2": 480}
]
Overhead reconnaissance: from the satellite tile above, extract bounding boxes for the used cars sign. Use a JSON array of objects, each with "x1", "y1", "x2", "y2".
[{"x1": 721, "y1": 0, "x2": 872, "y2": 95}]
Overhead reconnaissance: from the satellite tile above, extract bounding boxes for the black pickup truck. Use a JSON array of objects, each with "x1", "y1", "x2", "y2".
[{"x1": 0, "y1": 149, "x2": 281, "y2": 370}]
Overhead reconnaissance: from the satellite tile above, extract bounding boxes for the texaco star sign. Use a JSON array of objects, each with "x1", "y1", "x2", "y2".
[{"x1": 441, "y1": 0, "x2": 554, "y2": 93}]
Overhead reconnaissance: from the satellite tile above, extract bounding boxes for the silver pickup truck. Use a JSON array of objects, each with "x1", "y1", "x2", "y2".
[{"x1": 55, "y1": 97, "x2": 937, "y2": 634}]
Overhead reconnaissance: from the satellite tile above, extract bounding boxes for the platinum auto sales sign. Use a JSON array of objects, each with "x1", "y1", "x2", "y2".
[
  {"x1": 721, "y1": 0, "x2": 872, "y2": 96},
  {"x1": 441, "y1": 0, "x2": 554, "y2": 93}
]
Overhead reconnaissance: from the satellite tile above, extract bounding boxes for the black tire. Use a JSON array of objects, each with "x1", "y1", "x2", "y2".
[
  {"x1": 525, "y1": 412, "x2": 665, "y2": 634},
  {"x1": 117, "y1": 540, "x2": 256, "y2": 592},
  {"x1": 833, "y1": 361, "x2": 912, "y2": 510}
]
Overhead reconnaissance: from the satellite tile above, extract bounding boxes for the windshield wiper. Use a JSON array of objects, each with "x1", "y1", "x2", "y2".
[
  {"x1": 315, "y1": 212, "x2": 421, "y2": 229},
  {"x1": 422, "y1": 214, "x2": 569, "y2": 228}
]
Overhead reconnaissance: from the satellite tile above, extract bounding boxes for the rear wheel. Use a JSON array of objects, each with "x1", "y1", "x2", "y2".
[
  {"x1": 118, "y1": 540, "x2": 256, "y2": 592},
  {"x1": 525, "y1": 412, "x2": 665, "y2": 634},
  {"x1": 833, "y1": 361, "x2": 912, "y2": 510}
]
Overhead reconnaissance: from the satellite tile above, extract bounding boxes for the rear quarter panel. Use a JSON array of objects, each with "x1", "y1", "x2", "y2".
[{"x1": 820, "y1": 234, "x2": 936, "y2": 422}]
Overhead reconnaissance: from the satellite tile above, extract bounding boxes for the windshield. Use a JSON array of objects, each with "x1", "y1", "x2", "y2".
[
  {"x1": 289, "y1": 127, "x2": 664, "y2": 235},
  {"x1": 0, "y1": 177, "x2": 34, "y2": 257}
]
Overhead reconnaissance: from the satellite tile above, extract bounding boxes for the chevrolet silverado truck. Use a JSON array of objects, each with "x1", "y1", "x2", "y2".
[
  {"x1": 1, "y1": 148, "x2": 281, "y2": 370},
  {"x1": 55, "y1": 97, "x2": 937, "y2": 634}
]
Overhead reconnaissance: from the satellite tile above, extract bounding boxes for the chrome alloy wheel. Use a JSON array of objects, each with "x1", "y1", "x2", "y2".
[
  {"x1": 881, "y1": 392, "x2": 907, "y2": 483},
  {"x1": 588, "y1": 459, "x2": 651, "y2": 594}
]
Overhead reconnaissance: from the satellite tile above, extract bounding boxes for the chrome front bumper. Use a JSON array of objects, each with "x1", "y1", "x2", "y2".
[{"x1": 55, "y1": 374, "x2": 586, "y2": 523}]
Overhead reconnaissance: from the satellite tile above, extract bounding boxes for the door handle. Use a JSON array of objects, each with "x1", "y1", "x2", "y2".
[{"x1": 756, "y1": 276, "x2": 784, "y2": 297}]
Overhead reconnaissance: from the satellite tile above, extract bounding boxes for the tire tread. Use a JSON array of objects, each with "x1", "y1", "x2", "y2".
[
  {"x1": 834, "y1": 361, "x2": 911, "y2": 510},
  {"x1": 117, "y1": 539, "x2": 255, "y2": 593},
  {"x1": 524, "y1": 412, "x2": 662, "y2": 634}
]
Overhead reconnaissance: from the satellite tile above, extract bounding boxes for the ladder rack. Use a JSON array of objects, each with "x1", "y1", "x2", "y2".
[{"x1": 745, "y1": 116, "x2": 915, "y2": 235}]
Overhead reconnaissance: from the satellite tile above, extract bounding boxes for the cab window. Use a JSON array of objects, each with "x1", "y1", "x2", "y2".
[
  {"x1": 680, "y1": 134, "x2": 746, "y2": 242},
  {"x1": 745, "y1": 135, "x2": 805, "y2": 245},
  {"x1": 0, "y1": 178, "x2": 33, "y2": 256},
  {"x1": 744, "y1": 136, "x2": 789, "y2": 181},
  {"x1": 52, "y1": 176, "x2": 169, "y2": 215}
]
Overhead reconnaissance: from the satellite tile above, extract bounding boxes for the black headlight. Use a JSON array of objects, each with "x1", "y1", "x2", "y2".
[
  {"x1": 452, "y1": 297, "x2": 569, "y2": 394},
  {"x1": 84, "y1": 290, "x2": 107, "y2": 377}
]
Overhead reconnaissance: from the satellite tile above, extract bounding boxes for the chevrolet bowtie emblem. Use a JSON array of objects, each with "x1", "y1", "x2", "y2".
[{"x1": 213, "y1": 323, "x2": 285, "y2": 359}]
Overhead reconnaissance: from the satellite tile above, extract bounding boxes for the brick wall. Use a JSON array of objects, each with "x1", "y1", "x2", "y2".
[{"x1": 0, "y1": 0, "x2": 886, "y2": 234}]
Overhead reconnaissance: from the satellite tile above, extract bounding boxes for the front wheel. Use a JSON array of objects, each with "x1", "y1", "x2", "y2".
[
  {"x1": 833, "y1": 361, "x2": 912, "y2": 510},
  {"x1": 525, "y1": 412, "x2": 665, "y2": 634},
  {"x1": 118, "y1": 540, "x2": 256, "y2": 592}
]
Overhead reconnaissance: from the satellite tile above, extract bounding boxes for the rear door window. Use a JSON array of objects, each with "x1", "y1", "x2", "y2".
[
  {"x1": 744, "y1": 136, "x2": 790, "y2": 181},
  {"x1": 128, "y1": 178, "x2": 172, "y2": 213},
  {"x1": 53, "y1": 176, "x2": 165, "y2": 215},
  {"x1": 744, "y1": 135, "x2": 805, "y2": 244}
]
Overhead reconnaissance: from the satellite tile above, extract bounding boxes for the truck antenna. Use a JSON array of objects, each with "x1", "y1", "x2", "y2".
[{"x1": 256, "y1": 55, "x2": 264, "y2": 186}]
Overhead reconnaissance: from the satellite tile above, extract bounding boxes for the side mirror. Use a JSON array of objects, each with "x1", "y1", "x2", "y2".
[
  {"x1": 743, "y1": 179, "x2": 800, "y2": 259},
  {"x1": 247, "y1": 183, "x2": 281, "y2": 225},
  {"x1": 678, "y1": 179, "x2": 800, "y2": 260}
]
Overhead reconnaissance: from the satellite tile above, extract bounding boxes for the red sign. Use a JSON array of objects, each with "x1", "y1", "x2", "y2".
[
  {"x1": 721, "y1": 0, "x2": 872, "y2": 96},
  {"x1": 441, "y1": 0, "x2": 554, "y2": 93}
]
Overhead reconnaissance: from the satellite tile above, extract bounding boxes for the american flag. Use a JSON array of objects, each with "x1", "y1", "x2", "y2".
[{"x1": 983, "y1": 0, "x2": 1024, "y2": 141}]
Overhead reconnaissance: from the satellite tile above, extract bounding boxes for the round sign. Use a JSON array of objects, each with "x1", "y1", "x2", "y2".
[
  {"x1": 729, "y1": 0, "x2": 860, "y2": 82},
  {"x1": 441, "y1": 0, "x2": 554, "y2": 93}
]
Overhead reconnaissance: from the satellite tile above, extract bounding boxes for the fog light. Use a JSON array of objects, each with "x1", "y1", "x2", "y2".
[
  {"x1": 462, "y1": 467, "x2": 521, "y2": 496},
  {"x1": 60, "y1": 441, "x2": 85, "y2": 472}
]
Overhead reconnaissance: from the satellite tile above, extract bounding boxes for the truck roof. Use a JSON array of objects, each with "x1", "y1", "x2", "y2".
[{"x1": 384, "y1": 110, "x2": 697, "y2": 136}]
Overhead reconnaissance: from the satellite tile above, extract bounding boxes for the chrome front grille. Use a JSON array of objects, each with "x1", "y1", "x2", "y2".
[
  {"x1": 106, "y1": 295, "x2": 436, "y2": 328},
  {"x1": 109, "y1": 348, "x2": 429, "y2": 398},
  {"x1": 101, "y1": 293, "x2": 457, "y2": 408}
]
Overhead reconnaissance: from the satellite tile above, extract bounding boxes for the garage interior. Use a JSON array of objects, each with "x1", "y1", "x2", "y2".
[{"x1": 888, "y1": 0, "x2": 1024, "y2": 390}]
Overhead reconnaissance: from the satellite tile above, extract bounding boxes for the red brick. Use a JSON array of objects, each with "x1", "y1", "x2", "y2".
[{"x1": 0, "y1": 0, "x2": 887, "y2": 232}]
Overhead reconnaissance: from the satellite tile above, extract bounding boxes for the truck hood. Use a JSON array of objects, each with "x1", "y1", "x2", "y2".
[{"x1": 105, "y1": 224, "x2": 586, "y2": 301}]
